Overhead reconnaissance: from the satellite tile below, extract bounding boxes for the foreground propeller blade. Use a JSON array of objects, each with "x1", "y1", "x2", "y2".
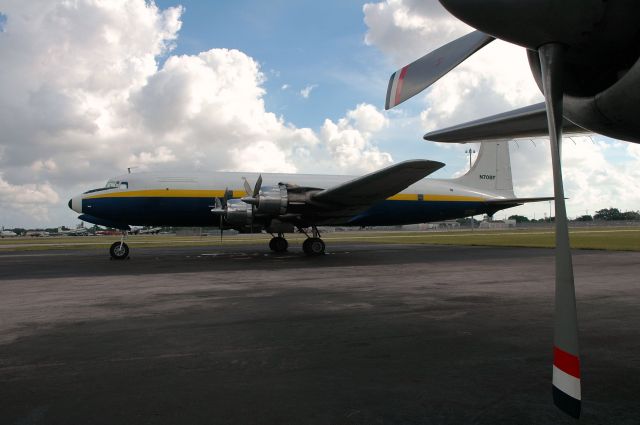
[
  {"x1": 385, "y1": 30, "x2": 494, "y2": 109},
  {"x1": 253, "y1": 174, "x2": 263, "y2": 197},
  {"x1": 219, "y1": 214, "x2": 223, "y2": 243},
  {"x1": 242, "y1": 178, "x2": 252, "y2": 197},
  {"x1": 539, "y1": 43, "x2": 581, "y2": 419}
]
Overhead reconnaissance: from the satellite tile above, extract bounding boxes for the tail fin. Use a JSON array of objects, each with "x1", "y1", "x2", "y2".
[{"x1": 452, "y1": 140, "x2": 515, "y2": 197}]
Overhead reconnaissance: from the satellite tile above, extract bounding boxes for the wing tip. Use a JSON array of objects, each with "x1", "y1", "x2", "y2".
[
  {"x1": 385, "y1": 71, "x2": 396, "y2": 110},
  {"x1": 552, "y1": 386, "x2": 581, "y2": 419}
]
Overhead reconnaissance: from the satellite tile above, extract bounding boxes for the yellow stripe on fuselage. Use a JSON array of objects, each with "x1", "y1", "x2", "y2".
[
  {"x1": 86, "y1": 189, "x2": 247, "y2": 199},
  {"x1": 388, "y1": 194, "x2": 418, "y2": 201},
  {"x1": 422, "y1": 194, "x2": 484, "y2": 202},
  {"x1": 87, "y1": 189, "x2": 485, "y2": 202}
]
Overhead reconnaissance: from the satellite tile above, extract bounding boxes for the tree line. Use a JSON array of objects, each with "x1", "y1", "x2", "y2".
[{"x1": 508, "y1": 208, "x2": 640, "y2": 223}]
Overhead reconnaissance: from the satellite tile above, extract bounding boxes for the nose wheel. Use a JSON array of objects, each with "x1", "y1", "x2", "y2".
[
  {"x1": 269, "y1": 234, "x2": 288, "y2": 252},
  {"x1": 109, "y1": 241, "x2": 129, "y2": 260}
]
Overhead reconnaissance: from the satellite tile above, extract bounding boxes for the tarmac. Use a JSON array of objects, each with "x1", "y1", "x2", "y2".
[{"x1": 0, "y1": 240, "x2": 639, "y2": 425}]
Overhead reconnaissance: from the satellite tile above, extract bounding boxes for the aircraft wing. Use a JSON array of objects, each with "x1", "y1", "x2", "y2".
[
  {"x1": 312, "y1": 160, "x2": 445, "y2": 207},
  {"x1": 423, "y1": 103, "x2": 588, "y2": 143}
]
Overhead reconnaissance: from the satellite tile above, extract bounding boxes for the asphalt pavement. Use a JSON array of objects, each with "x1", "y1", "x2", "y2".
[{"x1": 1, "y1": 241, "x2": 638, "y2": 424}]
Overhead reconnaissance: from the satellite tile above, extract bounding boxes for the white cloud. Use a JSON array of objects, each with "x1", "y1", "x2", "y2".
[
  {"x1": 320, "y1": 103, "x2": 392, "y2": 172},
  {"x1": 0, "y1": 1, "x2": 393, "y2": 226},
  {"x1": 300, "y1": 84, "x2": 318, "y2": 99},
  {"x1": 364, "y1": 0, "x2": 472, "y2": 66},
  {"x1": 0, "y1": 175, "x2": 59, "y2": 222}
]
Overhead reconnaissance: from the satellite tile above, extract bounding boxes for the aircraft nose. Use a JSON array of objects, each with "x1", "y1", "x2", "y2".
[{"x1": 69, "y1": 195, "x2": 82, "y2": 213}]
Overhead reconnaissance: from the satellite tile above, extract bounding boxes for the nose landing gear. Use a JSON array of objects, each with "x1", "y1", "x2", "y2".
[{"x1": 109, "y1": 231, "x2": 129, "y2": 260}]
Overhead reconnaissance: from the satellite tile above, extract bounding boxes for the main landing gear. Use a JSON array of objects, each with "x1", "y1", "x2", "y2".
[
  {"x1": 109, "y1": 231, "x2": 129, "y2": 260},
  {"x1": 268, "y1": 226, "x2": 325, "y2": 256},
  {"x1": 301, "y1": 226, "x2": 325, "y2": 256},
  {"x1": 269, "y1": 233, "x2": 289, "y2": 253}
]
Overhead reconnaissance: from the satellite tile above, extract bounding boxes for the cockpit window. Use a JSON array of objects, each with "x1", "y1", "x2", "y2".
[
  {"x1": 105, "y1": 180, "x2": 119, "y2": 188},
  {"x1": 119, "y1": 181, "x2": 128, "y2": 189}
]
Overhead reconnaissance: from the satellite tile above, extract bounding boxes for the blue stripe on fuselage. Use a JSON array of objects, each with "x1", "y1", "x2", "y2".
[
  {"x1": 348, "y1": 200, "x2": 484, "y2": 226},
  {"x1": 83, "y1": 196, "x2": 495, "y2": 227}
]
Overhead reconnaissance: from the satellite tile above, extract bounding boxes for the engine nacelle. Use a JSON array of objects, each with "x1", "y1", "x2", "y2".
[
  {"x1": 527, "y1": 47, "x2": 640, "y2": 144},
  {"x1": 255, "y1": 184, "x2": 288, "y2": 215},
  {"x1": 225, "y1": 199, "x2": 253, "y2": 226}
]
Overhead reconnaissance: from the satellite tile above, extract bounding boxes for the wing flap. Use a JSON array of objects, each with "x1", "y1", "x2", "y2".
[
  {"x1": 424, "y1": 103, "x2": 588, "y2": 143},
  {"x1": 312, "y1": 160, "x2": 445, "y2": 207}
]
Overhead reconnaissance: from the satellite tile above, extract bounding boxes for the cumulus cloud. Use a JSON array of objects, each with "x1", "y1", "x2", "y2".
[
  {"x1": 320, "y1": 103, "x2": 392, "y2": 172},
  {"x1": 364, "y1": 0, "x2": 471, "y2": 66},
  {"x1": 0, "y1": 1, "x2": 392, "y2": 226}
]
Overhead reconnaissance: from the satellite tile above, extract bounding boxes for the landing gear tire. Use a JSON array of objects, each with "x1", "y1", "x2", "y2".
[
  {"x1": 303, "y1": 237, "x2": 325, "y2": 256},
  {"x1": 109, "y1": 242, "x2": 129, "y2": 260},
  {"x1": 269, "y1": 236, "x2": 288, "y2": 253}
]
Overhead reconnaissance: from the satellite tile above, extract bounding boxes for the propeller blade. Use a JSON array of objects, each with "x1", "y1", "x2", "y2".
[
  {"x1": 385, "y1": 30, "x2": 494, "y2": 109},
  {"x1": 253, "y1": 174, "x2": 263, "y2": 197},
  {"x1": 243, "y1": 177, "x2": 252, "y2": 197},
  {"x1": 219, "y1": 214, "x2": 223, "y2": 243},
  {"x1": 539, "y1": 43, "x2": 581, "y2": 419}
]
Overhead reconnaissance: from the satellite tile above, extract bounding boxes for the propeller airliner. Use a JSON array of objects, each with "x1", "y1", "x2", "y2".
[{"x1": 69, "y1": 141, "x2": 549, "y2": 260}]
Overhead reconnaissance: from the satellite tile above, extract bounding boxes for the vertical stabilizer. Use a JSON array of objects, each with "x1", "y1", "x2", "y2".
[{"x1": 453, "y1": 140, "x2": 515, "y2": 196}]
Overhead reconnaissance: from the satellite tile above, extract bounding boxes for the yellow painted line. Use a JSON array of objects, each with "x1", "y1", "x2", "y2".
[{"x1": 323, "y1": 229, "x2": 640, "y2": 240}]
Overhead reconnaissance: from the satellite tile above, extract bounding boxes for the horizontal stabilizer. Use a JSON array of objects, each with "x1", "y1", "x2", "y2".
[
  {"x1": 386, "y1": 31, "x2": 494, "y2": 109},
  {"x1": 484, "y1": 196, "x2": 555, "y2": 206},
  {"x1": 313, "y1": 160, "x2": 444, "y2": 207},
  {"x1": 424, "y1": 103, "x2": 588, "y2": 143}
]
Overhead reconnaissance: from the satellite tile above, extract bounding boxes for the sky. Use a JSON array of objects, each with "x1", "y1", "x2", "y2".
[{"x1": 1, "y1": 0, "x2": 640, "y2": 228}]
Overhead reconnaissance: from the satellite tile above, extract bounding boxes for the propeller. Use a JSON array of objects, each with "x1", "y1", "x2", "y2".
[
  {"x1": 384, "y1": 8, "x2": 582, "y2": 417},
  {"x1": 539, "y1": 44, "x2": 581, "y2": 418},
  {"x1": 211, "y1": 187, "x2": 234, "y2": 242},
  {"x1": 241, "y1": 175, "x2": 263, "y2": 233}
]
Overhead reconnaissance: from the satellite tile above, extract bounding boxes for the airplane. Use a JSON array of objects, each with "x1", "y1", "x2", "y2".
[
  {"x1": 384, "y1": 0, "x2": 640, "y2": 417},
  {"x1": 1, "y1": 227, "x2": 17, "y2": 237},
  {"x1": 131, "y1": 226, "x2": 162, "y2": 235},
  {"x1": 69, "y1": 141, "x2": 551, "y2": 260},
  {"x1": 55, "y1": 224, "x2": 89, "y2": 236}
]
